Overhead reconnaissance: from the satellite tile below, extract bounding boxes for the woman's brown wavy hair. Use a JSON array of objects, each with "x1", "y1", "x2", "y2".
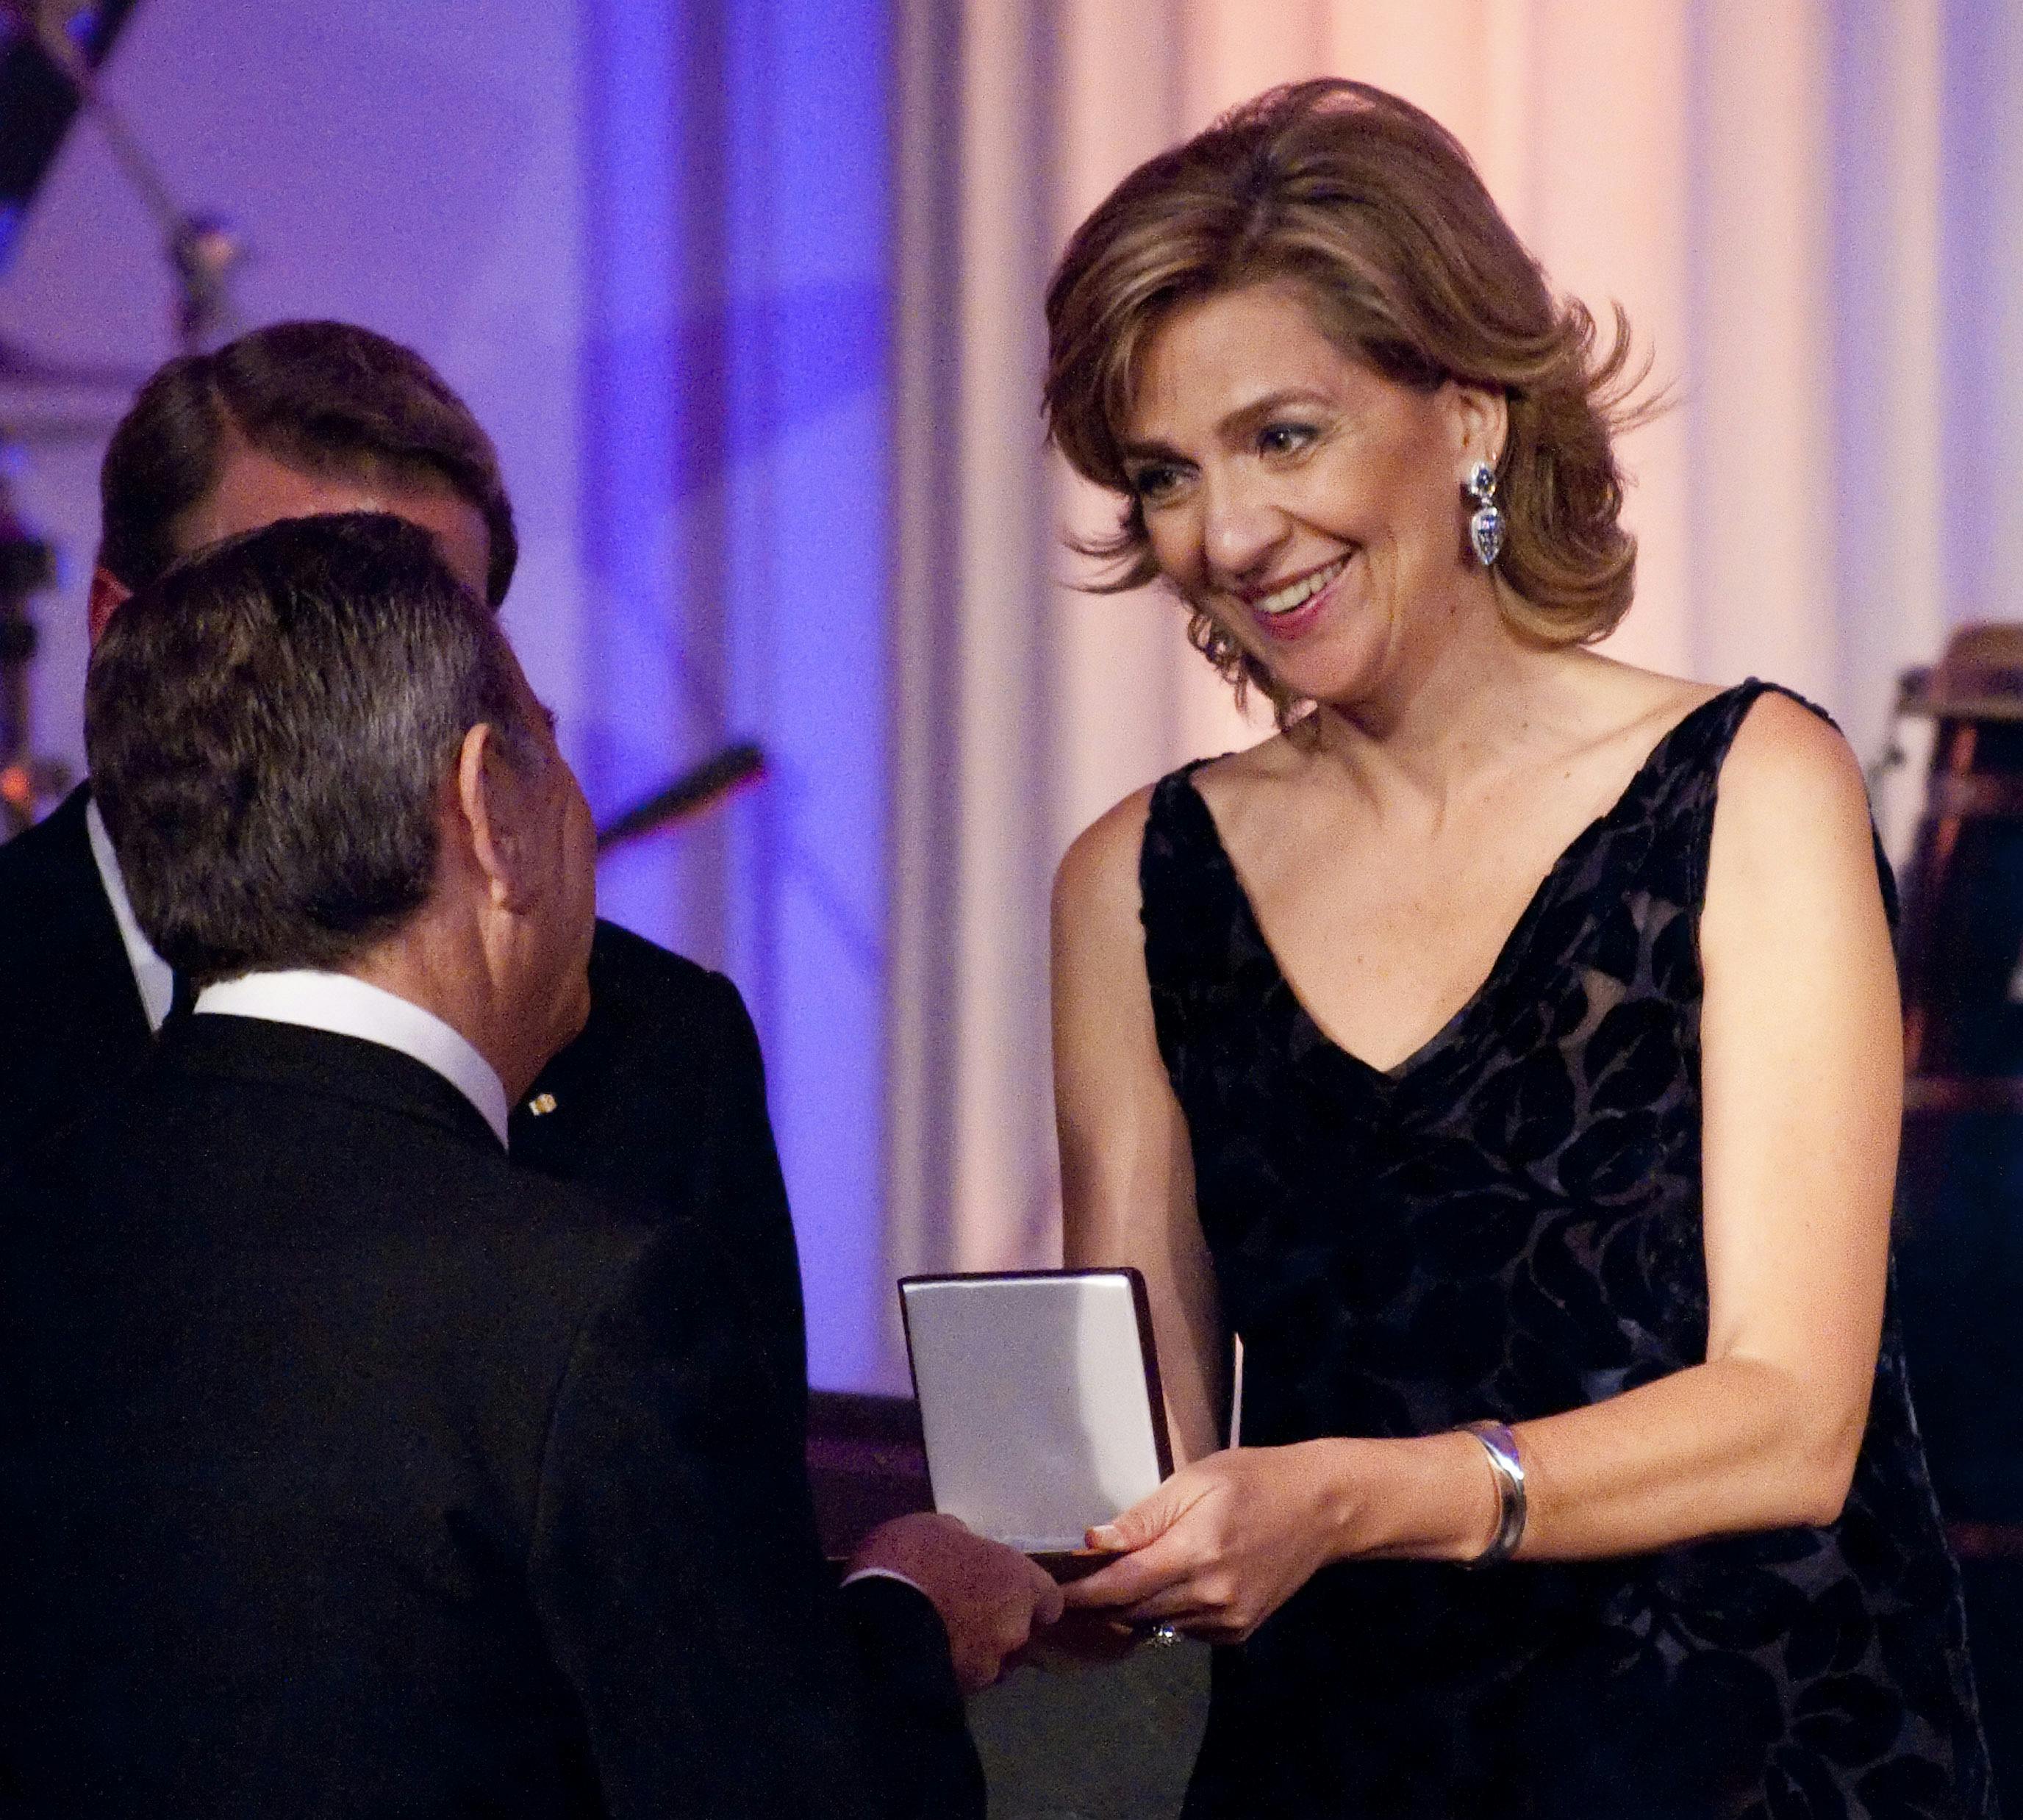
[{"x1": 1043, "y1": 79, "x2": 1652, "y2": 726}]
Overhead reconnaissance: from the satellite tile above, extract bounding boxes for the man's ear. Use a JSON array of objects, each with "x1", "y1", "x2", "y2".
[
  {"x1": 87, "y1": 567, "x2": 132, "y2": 647},
  {"x1": 454, "y1": 722, "x2": 537, "y2": 912}
]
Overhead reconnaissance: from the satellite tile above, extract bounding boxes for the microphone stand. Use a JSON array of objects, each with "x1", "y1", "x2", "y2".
[{"x1": 595, "y1": 743, "x2": 767, "y2": 855}]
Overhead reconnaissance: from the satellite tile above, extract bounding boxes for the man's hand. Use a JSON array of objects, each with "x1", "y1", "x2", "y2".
[{"x1": 848, "y1": 1512, "x2": 1064, "y2": 1693}]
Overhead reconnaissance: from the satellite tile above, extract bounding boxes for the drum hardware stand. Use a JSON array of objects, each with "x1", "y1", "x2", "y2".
[
  {"x1": 1891, "y1": 626, "x2": 2023, "y2": 1593},
  {"x1": 1896, "y1": 630, "x2": 2023, "y2": 1094},
  {"x1": 4, "y1": 0, "x2": 243, "y2": 353},
  {"x1": 0, "y1": 454, "x2": 62, "y2": 839},
  {"x1": 1865, "y1": 687, "x2": 1912, "y2": 800},
  {"x1": 0, "y1": 403, "x2": 131, "y2": 837},
  {"x1": 0, "y1": 1, "x2": 240, "y2": 833}
]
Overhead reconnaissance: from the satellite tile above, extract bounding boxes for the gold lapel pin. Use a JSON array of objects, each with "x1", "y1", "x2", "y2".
[{"x1": 526, "y1": 1092, "x2": 558, "y2": 1117}]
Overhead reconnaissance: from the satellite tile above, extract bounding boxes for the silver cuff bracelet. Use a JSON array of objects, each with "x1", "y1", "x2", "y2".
[{"x1": 1459, "y1": 1419, "x2": 1526, "y2": 1569}]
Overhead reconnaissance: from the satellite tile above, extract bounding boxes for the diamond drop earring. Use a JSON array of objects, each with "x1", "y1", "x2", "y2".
[{"x1": 1465, "y1": 460, "x2": 1505, "y2": 567}]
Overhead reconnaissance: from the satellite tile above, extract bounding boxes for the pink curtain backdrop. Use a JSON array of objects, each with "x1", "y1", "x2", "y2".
[{"x1": 881, "y1": 0, "x2": 1957, "y2": 1378}]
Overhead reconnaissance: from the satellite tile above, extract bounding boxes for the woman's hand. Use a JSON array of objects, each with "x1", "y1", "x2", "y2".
[{"x1": 1060, "y1": 1442, "x2": 1356, "y2": 1644}]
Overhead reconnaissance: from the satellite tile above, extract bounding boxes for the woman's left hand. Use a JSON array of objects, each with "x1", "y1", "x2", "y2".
[{"x1": 1059, "y1": 1442, "x2": 1352, "y2": 1644}]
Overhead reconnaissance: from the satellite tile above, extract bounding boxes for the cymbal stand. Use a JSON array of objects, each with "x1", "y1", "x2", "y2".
[{"x1": 7, "y1": 0, "x2": 242, "y2": 352}]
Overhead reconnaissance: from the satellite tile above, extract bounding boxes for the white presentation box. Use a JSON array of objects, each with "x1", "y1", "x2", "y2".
[{"x1": 898, "y1": 1268, "x2": 1174, "y2": 1559}]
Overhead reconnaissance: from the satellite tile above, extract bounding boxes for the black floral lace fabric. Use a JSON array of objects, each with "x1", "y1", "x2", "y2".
[{"x1": 1140, "y1": 681, "x2": 1995, "y2": 1819}]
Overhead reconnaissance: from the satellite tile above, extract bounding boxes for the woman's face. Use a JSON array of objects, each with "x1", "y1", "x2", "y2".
[{"x1": 1120, "y1": 280, "x2": 1500, "y2": 712}]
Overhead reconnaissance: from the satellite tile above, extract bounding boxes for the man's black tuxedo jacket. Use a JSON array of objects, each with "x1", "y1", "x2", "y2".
[
  {"x1": 0, "y1": 786, "x2": 809, "y2": 1427},
  {"x1": 0, "y1": 1016, "x2": 980, "y2": 1818}
]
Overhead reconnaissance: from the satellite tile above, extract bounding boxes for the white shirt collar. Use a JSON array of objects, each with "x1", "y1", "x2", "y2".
[
  {"x1": 195, "y1": 970, "x2": 511, "y2": 1147},
  {"x1": 84, "y1": 795, "x2": 176, "y2": 1032}
]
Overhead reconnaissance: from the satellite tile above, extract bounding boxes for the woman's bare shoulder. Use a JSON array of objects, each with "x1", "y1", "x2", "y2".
[
  {"x1": 1055, "y1": 781, "x2": 1159, "y2": 914},
  {"x1": 1720, "y1": 687, "x2": 1870, "y2": 821},
  {"x1": 1056, "y1": 739, "x2": 1278, "y2": 909},
  {"x1": 1060, "y1": 776, "x2": 1157, "y2": 877},
  {"x1": 1705, "y1": 687, "x2": 1880, "y2": 917}
]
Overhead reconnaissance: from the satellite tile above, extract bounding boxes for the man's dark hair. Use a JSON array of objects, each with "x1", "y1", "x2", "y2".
[
  {"x1": 96, "y1": 320, "x2": 518, "y2": 607},
  {"x1": 87, "y1": 513, "x2": 537, "y2": 986}
]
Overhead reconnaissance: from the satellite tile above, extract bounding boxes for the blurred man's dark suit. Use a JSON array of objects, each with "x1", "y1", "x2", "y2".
[
  {"x1": 0, "y1": 788, "x2": 151, "y2": 1155},
  {"x1": 0, "y1": 784, "x2": 809, "y2": 1425},
  {"x1": 0, "y1": 1009, "x2": 977, "y2": 1817}
]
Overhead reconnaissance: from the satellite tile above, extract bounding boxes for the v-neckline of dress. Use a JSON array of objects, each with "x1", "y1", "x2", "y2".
[{"x1": 1179, "y1": 683, "x2": 1750, "y2": 1085}]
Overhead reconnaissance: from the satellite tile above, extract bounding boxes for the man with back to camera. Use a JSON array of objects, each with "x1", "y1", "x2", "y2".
[
  {"x1": 0, "y1": 513, "x2": 1061, "y2": 1816},
  {"x1": 0, "y1": 322, "x2": 1060, "y2": 1791},
  {"x1": 0, "y1": 318, "x2": 809, "y2": 1419}
]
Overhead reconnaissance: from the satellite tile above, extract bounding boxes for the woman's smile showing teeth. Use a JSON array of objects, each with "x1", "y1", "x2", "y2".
[
  {"x1": 1241, "y1": 553, "x2": 1351, "y2": 639},
  {"x1": 1255, "y1": 555, "x2": 1348, "y2": 615}
]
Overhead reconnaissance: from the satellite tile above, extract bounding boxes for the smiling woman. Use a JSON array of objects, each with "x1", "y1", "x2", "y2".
[
  {"x1": 1044, "y1": 79, "x2": 1642, "y2": 731},
  {"x1": 1042, "y1": 80, "x2": 1995, "y2": 1819},
  {"x1": 1115, "y1": 282, "x2": 1511, "y2": 720}
]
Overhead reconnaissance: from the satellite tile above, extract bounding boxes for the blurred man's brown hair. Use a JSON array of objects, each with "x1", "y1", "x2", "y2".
[{"x1": 96, "y1": 320, "x2": 517, "y2": 609}]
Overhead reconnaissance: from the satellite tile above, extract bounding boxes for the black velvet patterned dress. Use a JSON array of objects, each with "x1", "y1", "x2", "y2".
[{"x1": 1140, "y1": 681, "x2": 1995, "y2": 1819}]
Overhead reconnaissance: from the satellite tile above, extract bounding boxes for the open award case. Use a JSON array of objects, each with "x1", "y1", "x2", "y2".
[{"x1": 898, "y1": 1268, "x2": 1174, "y2": 1575}]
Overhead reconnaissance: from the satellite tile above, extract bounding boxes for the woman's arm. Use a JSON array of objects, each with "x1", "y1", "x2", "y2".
[
  {"x1": 1065, "y1": 695, "x2": 1903, "y2": 1639},
  {"x1": 1053, "y1": 787, "x2": 1228, "y2": 1467},
  {"x1": 1514, "y1": 690, "x2": 1900, "y2": 1548}
]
